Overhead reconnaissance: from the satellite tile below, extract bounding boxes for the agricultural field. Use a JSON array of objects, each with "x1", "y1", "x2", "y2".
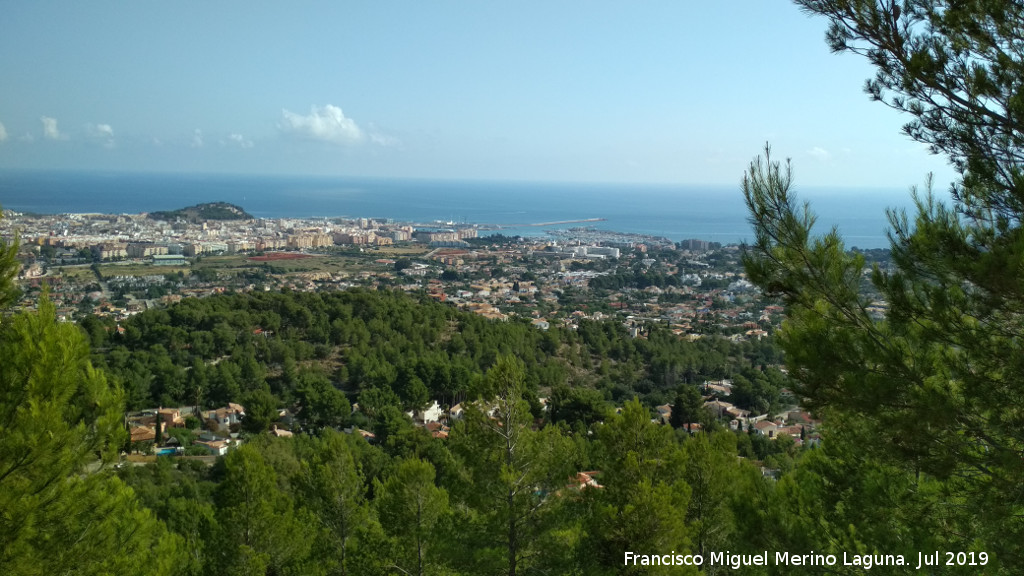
[
  {"x1": 364, "y1": 245, "x2": 430, "y2": 256},
  {"x1": 50, "y1": 265, "x2": 99, "y2": 283},
  {"x1": 192, "y1": 253, "x2": 370, "y2": 276},
  {"x1": 49, "y1": 244, "x2": 433, "y2": 286},
  {"x1": 97, "y1": 262, "x2": 191, "y2": 278}
]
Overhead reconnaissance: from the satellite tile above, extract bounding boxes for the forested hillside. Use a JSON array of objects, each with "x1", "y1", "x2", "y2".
[
  {"x1": 82, "y1": 288, "x2": 786, "y2": 429},
  {"x1": 0, "y1": 246, "x2": 1009, "y2": 573}
]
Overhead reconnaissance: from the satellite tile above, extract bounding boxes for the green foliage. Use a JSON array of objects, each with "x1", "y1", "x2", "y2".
[
  {"x1": 728, "y1": 369, "x2": 782, "y2": 415},
  {"x1": 116, "y1": 459, "x2": 218, "y2": 576},
  {"x1": 294, "y1": 430, "x2": 371, "y2": 576},
  {"x1": 669, "y1": 384, "x2": 704, "y2": 430},
  {"x1": 549, "y1": 383, "x2": 610, "y2": 428},
  {"x1": 295, "y1": 369, "x2": 351, "y2": 431},
  {"x1": 0, "y1": 297, "x2": 182, "y2": 574},
  {"x1": 588, "y1": 268, "x2": 681, "y2": 291},
  {"x1": 394, "y1": 257, "x2": 413, "y2": 272},
  {"x1": 375, "y1": 458, "x2": 449, "y2": 576},
  {"x1": 0, "y1": 212, "x2": 21, "y2": 309},
  {"x1": 149, "y1": 201, "x2": 253, "y2": 222},
  {"x1": 56, "y1": 275, "x2": 843, "y2": 574},
  {"x1": 799, "y1": 0, "x2": 1024, "y2": 213},
  {"x1": 213, "y1": 444, "x2": 318, "y2": 575},
  {"x1": 241, "y1": 386, "x2": 279, "y2": 434},
  {"x1": 94, "y1": 287, "x2": 780, "y2": 419},
  {"x1": 580, "y1": 400, "x2": 695, "y2": 575},
  {"x1": 742, "y1": 0, "x2": 1024, "y2": 560},
  {"x1": 11, "y1": 473, "x2": 183, "y2": 576},
  {"x1": 373, "y1": 405, "x2": 419, "y2": 454},
  {"x1": 682, "y1": 434, "x2": 736, "y2": 557},
  {"x1": 449, "y1": 356, "x2": 579, "y2": 576},
  {"x1": 742, "y1": 143, "x2": 1019, "y2": 568},
  {"x1": 82, "y1": 288, "x2": 815, "y2": 575}
]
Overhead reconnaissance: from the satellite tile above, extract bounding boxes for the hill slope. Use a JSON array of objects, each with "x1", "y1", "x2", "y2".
[{"x1": 148, "y1": 202, "x2": 253, "y2": 222}]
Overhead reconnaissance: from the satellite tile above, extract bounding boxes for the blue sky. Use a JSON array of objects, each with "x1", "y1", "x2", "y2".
[{"x1": 0, "y1": 1, "x2": 956, "y2": 189}]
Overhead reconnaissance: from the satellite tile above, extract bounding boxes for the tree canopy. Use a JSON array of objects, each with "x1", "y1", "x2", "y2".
[
  {"x1": 0, "y1": 212, "x2": 20, "y2": 308},
  {"x1": 0, "y1": 213, "x2": 181, "y2": 574},
  {"x1": 742, "y1": 0, "x2": 1024, "y2": 566}
]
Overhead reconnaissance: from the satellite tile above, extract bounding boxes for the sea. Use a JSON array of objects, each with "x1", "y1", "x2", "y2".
[{"x1": 0, "y1": 170, "x2": 930, "y2": 249}]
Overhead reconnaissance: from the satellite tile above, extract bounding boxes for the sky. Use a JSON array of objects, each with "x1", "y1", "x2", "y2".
[{"x1": 0, "y1": 1, "x2": 957, "y2": 189}]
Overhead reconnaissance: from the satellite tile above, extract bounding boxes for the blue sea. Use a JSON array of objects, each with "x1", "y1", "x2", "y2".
[{"x1": 0, "y1": 170, "x2": 926, "y2": 249}]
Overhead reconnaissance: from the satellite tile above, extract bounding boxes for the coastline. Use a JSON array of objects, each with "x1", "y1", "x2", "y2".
[{"x1": 0, "y1": 170, "x2": 916, "y2": 249}]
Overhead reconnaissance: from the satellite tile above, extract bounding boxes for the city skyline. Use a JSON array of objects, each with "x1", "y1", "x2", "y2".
[{"x1": 1, "y1": 1, "x2": 956, "y2": 189}]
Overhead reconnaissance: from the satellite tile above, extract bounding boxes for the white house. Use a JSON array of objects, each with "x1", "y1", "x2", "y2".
[{"x1": 407, "y1": 400, "x2": 444, "y2": 424}]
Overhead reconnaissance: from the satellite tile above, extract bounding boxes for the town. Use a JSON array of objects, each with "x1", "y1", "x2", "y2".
[
  {"x1": 2, "y1": 203, "x2": 786, "y2": 340},
  {"x1": 2, "y1": 203, "x2": 826, "y2": 472}
]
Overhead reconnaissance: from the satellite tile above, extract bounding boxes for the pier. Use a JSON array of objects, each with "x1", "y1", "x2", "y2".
[{"x1": 498, "y1": 217, "x2": 606, "y2": 228}]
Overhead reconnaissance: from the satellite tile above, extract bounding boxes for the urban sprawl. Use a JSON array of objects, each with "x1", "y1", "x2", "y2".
[{"x1": 2, "y1": 206, "x2": 842, "y2": 462}]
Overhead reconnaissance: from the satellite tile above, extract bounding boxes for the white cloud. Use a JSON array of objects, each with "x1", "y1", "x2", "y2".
[
  {"x1": 227, "y1": 133, "x2": 254, "y2": 149},
  {"x1": 807, "y1": 146, "x2": 831, "y2": 161},
  {"x1": 0, "y1": 121, "x2": 7, "y2": 142},
  {"x1": 86, "y1": 123, "x2": 115, "y2": 148},
  {"x1": 365, "y1": 122, "x2": 398, "y2": 147},
  {"x1": 191, "y1": 129, "x2": 204, "y2": 148},
  {"x1": 279, "y1": 104, "x2": 364, "y2": 144},
  {"x1": 369, "y1": 132, "x2": 398, "y2": 147},
  {"x1": 41, "y1": 116, "x2": 67, "y2": 140}
]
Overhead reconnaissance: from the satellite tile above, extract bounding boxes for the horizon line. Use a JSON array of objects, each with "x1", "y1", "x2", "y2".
[{"x1": 0, "y1": 166, "x2": 937, "y2": 193}]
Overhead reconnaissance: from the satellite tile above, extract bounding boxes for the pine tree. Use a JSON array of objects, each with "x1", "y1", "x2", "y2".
[
  {"x1": 296, "y1": 430, "x2": 371, "y2": 576},
  {"x1": 0, "y1": 291, "x2": 182, "y2": 572},
  {"x1": 213, "y1": 444, "x2": 315, "y2": 575},
  {"x1": 449, "y1": 355, "x2": 577, "y2": 576},
  {"x1": 682, "y1": 434, "x2": 734, "y2": 559},
  {"x1": 375, "y1": 458, "x2": 449, "y2": 576},
  {"x1": 742, "y1": 1, "x2": 1024, "y2": 565},
  {"x1": 0, "y1": 212, "x2": 20, "y2": 309},
  {"x1": 669, "y1": 384, "x2": 703, "y2": 431},
  {"x1": 580, "y1": 399, "x2": 696, "y2": 575}
]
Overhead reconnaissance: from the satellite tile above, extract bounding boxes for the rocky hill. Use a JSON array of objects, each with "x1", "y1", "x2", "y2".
[{"x1": 148, "y1": 202, "x2": 253, "y2": 222}]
